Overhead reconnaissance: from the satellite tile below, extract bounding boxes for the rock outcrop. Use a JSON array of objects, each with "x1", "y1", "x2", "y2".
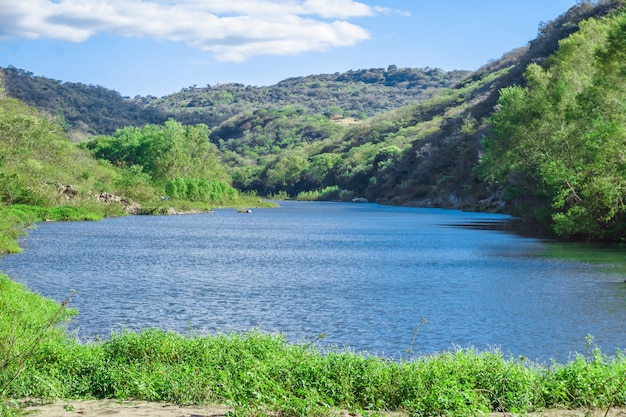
[{"x1": 91, "y1": 191, "x2": 142, "y2": 214}]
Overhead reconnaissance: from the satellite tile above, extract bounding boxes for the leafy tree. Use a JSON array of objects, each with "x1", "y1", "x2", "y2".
[
  {"x1": 262, "y1": 153, "x2": 309, "y2": 194},
  {"x1": 164, "y1": 177, "x2": 237, "y2": 203},
  {"x1": 481, "y1": 12, "x2": 626, "y2": 239},
  {"x1": 84, "y1": 119, "x2": 230, "y2": 189}
]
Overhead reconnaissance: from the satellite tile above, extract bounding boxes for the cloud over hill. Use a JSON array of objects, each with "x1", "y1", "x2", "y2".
[{"x1": 0, "y1": 0, "x2": 408, "y2": 61}]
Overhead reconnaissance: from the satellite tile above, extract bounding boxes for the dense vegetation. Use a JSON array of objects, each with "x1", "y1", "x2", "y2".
[
  {"x1": 82, "y1": 119, "x2": 240, "y2": 205},
  {"x1": 0, "y1": 66, "x2": 467, "y2": 137},
  {"x1": 480, "y1": 4, "x2": 626, "y2": 240},
  {"x1": 2, "y1": 277, "x2": 626, "y2": 417},
  {"x1": 0, "y1": 67, "x2": 168, "y2": 137},
  {"x1": 0, "y1": 97, "x2": 133, "y2": 223}
]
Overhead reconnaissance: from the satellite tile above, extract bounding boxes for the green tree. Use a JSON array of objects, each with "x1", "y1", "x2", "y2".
[
  {"x1": 84, "y1": 119, "x2": 230, "y2": 190},
  {"x1": 263, "y1": 153, "x2": 309, "y2": 193},
  {"x1": 480, "y1": 13, "x2": 626, "y2": 239}
]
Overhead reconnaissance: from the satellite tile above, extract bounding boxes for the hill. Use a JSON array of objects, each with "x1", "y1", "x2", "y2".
[
  {"x1": 219, "y1": 0, "x2": 624, "y2": 208},
  {"x1": 2, "y1": 0, "x2": 625, "y2": 241},
  {"x1": 0, "y1": 65, "x2": 468, "y2": 137},
  {"x1": 0, "y1": 67, "x2": 169, "y2": 138}
]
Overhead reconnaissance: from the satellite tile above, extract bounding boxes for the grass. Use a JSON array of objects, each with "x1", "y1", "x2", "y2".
[
  {"x1": 1, "y1": 283, "x2": 626, "y2": 417},
  {"x1": 296, "y1": 186, "x2": 342, "y2": 201},
  {"x1": 0, "y1": 274, "x2": 75, "y2": 416},
  {"x1": 0, "y1": 203, "x2": 107, "y2": 255}
]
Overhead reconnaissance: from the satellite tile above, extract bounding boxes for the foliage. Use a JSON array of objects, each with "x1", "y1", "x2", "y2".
[
  {"x1": 142, "y1": 66, "x2": 469, "y2": 128},
  {"x1": 296, "y1": 186, "x2": 341, "y2": 201},
  {"x1": 0, "y1": 206, "x2": 33, "y2": 254},
  {"x1": 0, "y1": 274, "x2": 73, "y2": 415},
  {"x1": 3, "y1": 316, "x2": 626, "y2": 416},
  {"x1": 1, "y1": 66, "x2": 469, "y2": 138},
  {"x1": 211, "y1": 107, "x2": 342, "y2": 160},
  {"x1": 83, "y1": 119, "x2": 229, "y2": 188},
  {"x1": 480, "y1": 9, "x2": 626, "y2": 240},
  {"x1": 0, "y1": 66, "x2": 168, "y2": 136},
  {"x1": 0, "y1": 97, "x2": 142, "y2": 216},
  {"x1": 165, "y1": 177, "x2": 237, "y2": 203}
]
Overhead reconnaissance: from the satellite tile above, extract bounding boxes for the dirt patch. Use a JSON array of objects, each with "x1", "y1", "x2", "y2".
[
  {"x1": 16, "y1": 400, "x2": 626, "y2": 417},
  {"x1": 489, "y1": 410, "x2": 626, "y2": 417},
  {"x1": 18, "y1": 399, "x2": 231, "y2": 417}
]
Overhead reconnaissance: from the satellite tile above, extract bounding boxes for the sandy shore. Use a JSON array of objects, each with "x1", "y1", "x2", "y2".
[
  {"x1": 16, "y1": 399, "x2": 626, "y2": 417},
  {"x1": 18, "y1": 399, "x2": 232, "y2": 417}
]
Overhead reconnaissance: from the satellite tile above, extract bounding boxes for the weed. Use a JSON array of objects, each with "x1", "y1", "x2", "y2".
[
  {"x1": 0, "y1": 275, "x2": 74, "y2": 414},
  {"x1": 2, "y1": 277, "x2": 626, "y2": 416}
]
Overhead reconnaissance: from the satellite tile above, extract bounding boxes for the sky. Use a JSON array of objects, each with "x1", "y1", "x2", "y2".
[{"x1": 0, "y1": 0, "x2": 580, "y2": 98}]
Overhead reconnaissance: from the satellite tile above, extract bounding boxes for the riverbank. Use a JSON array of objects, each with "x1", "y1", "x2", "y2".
[
  {"x1": 15, "y1": 399, "x2": 626, "y2": 417},
  {"x1": 2, "y1": 301, "x2": 626, "y2": 417}
]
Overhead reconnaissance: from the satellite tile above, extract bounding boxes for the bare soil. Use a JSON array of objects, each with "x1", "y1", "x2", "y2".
[{"x1": 16, "y1": 399, "x2": 626, "y2": 417}]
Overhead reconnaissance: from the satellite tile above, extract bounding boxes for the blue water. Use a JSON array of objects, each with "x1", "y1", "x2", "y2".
[{"x1": 2, "y1": 201, "x2": 625, "y2": 362}]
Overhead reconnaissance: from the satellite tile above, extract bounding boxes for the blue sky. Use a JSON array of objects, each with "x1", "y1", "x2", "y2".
[{"x1": 0, "y1": 0, "x2": 579, "y2": 98}]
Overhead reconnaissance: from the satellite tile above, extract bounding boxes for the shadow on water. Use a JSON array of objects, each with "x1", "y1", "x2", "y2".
[
  {"x1": 449, "y1": 217, "x2": 626, "y2": 278},
  {"x1": 445, "y1": 217, "x2": 556, "y2": 239}
]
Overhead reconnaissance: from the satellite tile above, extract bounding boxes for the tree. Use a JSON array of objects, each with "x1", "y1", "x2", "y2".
[
  {"x1": 480, "y1": 13, "x2": 626, "y2": 240},
  {"x1": 84, "y1": 119, "x2": 230, "y2": 190}
]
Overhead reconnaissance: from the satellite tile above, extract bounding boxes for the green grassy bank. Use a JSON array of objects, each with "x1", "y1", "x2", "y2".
[{"x1": 1, "y1": 272, "x2": 626, "y2": 417}]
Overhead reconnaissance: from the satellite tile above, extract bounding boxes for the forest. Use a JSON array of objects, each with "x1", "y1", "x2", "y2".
[
  {"x1": 1, "y1": 0, "x2": 626, "y2": 242},
  {"x1": 480, "y1": 8, "x2": 626, "y2": 240}
]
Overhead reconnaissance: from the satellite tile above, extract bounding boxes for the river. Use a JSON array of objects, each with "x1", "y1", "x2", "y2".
[{"x1": 1, "y1": 201, "x2": 625, "y2": 363}]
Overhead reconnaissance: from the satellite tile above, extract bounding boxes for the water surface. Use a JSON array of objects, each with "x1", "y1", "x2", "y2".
[{"x1": 2, "y1": 201, "x2": 625, "y2": 362}]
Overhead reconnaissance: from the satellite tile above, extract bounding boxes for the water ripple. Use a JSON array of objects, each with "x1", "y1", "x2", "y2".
[{"x1": 1, "y1": 201, "x2": 625, "y2": 362}]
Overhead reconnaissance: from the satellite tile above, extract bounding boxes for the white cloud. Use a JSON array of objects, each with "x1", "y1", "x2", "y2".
[
  {"x1": 373, "y1": 6, "x2": 411, "y2": 17},
  {"x1": 0, "y1": 0, "x2": 393, "y2": 61}
]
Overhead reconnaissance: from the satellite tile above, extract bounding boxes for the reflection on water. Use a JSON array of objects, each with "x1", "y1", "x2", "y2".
[
  {"x1": 540, "y1": 242, "x2": 626, "y2": 276},
  {"x1": 1, "y1": 201, "x2": 625, "y2": 363}
]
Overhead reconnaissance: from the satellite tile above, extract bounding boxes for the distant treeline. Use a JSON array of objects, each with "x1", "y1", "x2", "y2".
[
  {"x1": 1, "y1": 66, "x2": 168, "y2": 136},
  {"x1": 0, "y1": 65, "x2": 468, "y2": 137}
]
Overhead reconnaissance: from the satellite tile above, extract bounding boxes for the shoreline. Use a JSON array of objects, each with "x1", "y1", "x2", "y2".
[
  {"x1": 15, "y1": 399, "x2": 626, "y2": 417},
  {"x1": 17, "y1": 399, "x2": 232, "y2": 417}
]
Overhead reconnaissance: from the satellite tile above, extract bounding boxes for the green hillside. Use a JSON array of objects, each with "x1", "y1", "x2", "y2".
[
  {"x1": 1, "y1": 0, "x2": 625, "y2": 241},
  {"x1": 218, "y1": 0, "x2": 624, "y2": 211},
  {"x1": 0, "y1": 66, "x2": 467, "y2": 137},
  {"x1": 481, "y1": 1, "x2": 626, "y2": 240}
]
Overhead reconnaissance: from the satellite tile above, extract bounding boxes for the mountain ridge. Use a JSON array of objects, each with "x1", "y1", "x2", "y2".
[{"x1": 0, "y1": 65, "x2": 469, "y2": 137}]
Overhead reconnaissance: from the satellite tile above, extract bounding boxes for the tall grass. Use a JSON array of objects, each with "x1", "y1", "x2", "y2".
[
  {"x1": 0, "y1": 274, "x2": 74, "y2": 416},
  {"x1": 2, "y1": 316, "x2": 626, "y2": 416}
]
